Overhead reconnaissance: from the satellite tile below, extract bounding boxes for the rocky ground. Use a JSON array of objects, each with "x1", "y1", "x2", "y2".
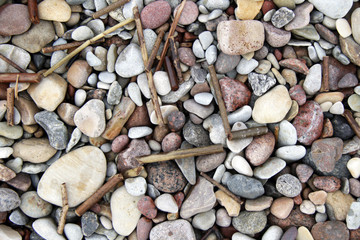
[{"x1": 0, "y1": 0, "x2": 360, "y2": 239}]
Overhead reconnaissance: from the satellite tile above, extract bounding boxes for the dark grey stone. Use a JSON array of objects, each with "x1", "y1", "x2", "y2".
[
  {"x1": 227, "y1": 174, "x2": 265, "y2": 199},
  {"x1": 215, "y1": 52, "x2": 241, "y2": 74},
  {"x1": 271, "y1": 7, "x2": 295, "y2": 28},
  {"x1": 183, "y1": 121, "x2": 211, "y2": 147},
  {"x1": 81, "y1": 211, "x2": 99, "y2": 237},
  {"x1": 34, "y1": 111, "x2": 68, "y2": 150}
]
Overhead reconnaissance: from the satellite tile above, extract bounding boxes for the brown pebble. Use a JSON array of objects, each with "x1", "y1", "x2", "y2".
[
  {"x1": 153, "y1": 125, "x2": 170, "y2": 142},
  {"x1": 321, "y1": 118, "x2": 334, "y2": 138},
  {"x1": 125, "y1": 105, "x2": 152, "y2": 129},
  {"x1": 268, "y1": 206, "x2": 316, "y2": 229},
  {"x1": 270, "y1": 197, "x2": 294, "y2": 219},
  {"x1": 311, "y1": 221, "x2": 349, "y2": 240},
  {"x1": 245, "y1": 131, "x2": 275, "y2": 166},
  {"x1": 111, "y1": 135, "x2": 130, "y2": 153},
  {"x1": 161, "y1": 132, "x2": 182, "y2": 152},
  {"x1": 313, "y1": 176, "x2": 341, "y2": 192},
  {"x1": 6, "y1": 173, "x2": 31, "y2": 192}
]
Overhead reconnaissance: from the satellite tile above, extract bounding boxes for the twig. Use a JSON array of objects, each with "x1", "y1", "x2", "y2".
[
  {"x1": 75, "y1": 174, "x2": 124, "y2": 217},
  {"x1": 42, "y1": 39, "x2": 105, "y2": 54},
  {"x1": 343, "y1": 109, "x2": 360, "y2": 139},
  {"x1": 28, "y1": 0, "x2": 40, "y2": 24},
  {"x1": 14, "y1": 74, "x2": 19, "y2": 99},
  {"x1": 208, "y1": 65, "x2": 232, "y2": 140},
  {"x1": 155, "y1": 0, "x2": 187, "y2": 71},
  {"x1": 274, "y1": 125, "x2": 279, "y2": 143},
  {"x1": 169, "y1": 36, "x2": 183, "y2": 84},
  {"x1": 0, "y1": 53, "x2": 27, "y2": 73},
  {"x1": 43, "y1": 18, "x2": 134, "y2": 77},
  {"x1": 137, "y1": 144, "x2": 224, "y2": 164},
  {"x1": 92, "y1": 0, "x2": 130, "y2": 19},
  {"x1": 0, "y1": 73, "x2": 41, "y2": 83},
  {"x1": 320, "y1": 56, "x2": 329, "y2": 92},
  {"x1": 145, "y1": 30, "x2": 165, "y2": 72},
  {"x1": 200, "y1": 172, "x2": 243, "y2": 204},
  {"x1": 57, "y1": 183, "x2": 69, "y2": 235},
  {"x1": 164, "y1": 56, "x2": 179, "y2": 91},
  {"x1": 6, "y1": 88, "x2": 14, "y2": 126},
  {"x1": 133, "y1": 6, "x2": 165, "y2": 126},
  {"x1": 231, "y1": 126, "x2": 268, "y2": 139}
]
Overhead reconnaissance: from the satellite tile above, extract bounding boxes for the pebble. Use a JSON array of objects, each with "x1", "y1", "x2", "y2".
[
  {"x1": 252, "y1": 85, "x2": 292, "y2": 123},
  {"x1": 32, "y1": 218, "x2": 65, "y2": 240},
  {"x1": 153, "y1": 71, "x2": 171, "y2": 96},
  {"x1": 110, "y1": 186, "x2": 142, "y2": 236},
  {"x1": 217, "y1": 20, "x2": 265, "y2": 55},
  {"x1": 236, "y1": 58, "x2": 259, "y2": 75},
  {"x1": 192, "y1": 40, "x2": 204, "y2": 58},
  {"x1": 174, "y1": 1, "x2": 199, "y2": 25},
  {"x1": 175, "y1": 142, "x2": 196, "y2": 185},
  {"x1": 311, "y1": 221, "x2": 349, "y2": 240},
  {"x1": 219, "y1": 77, "x2": 251, "y2": 112},
  {"x1": 28, "y1": 73, "x2": 67, "y2": 112},
  {"x1": 278, "y1": 120, "x2": 297, "y2": 146},
  {"x1": 308, "y1": 0, "x2": 352, "y2": 19},
  {"x1": 0, "y1": 4, "x2": 31, "y2": 36},
  {"x1": 9, "y1": 209, "x2": 29, "y2": 226},
  {"x1": 161, "y1": 132, "x2": 181, "y2": 152},
  {"x1": 271, "y1": 7, "x2": 295, "y2": 28},
  {"x1": 13, "y1": 138, "x2": 56, "y2": 164},
  {"x1": 245, "y1": 131, "x2": 275, "y2": 166},
  {"x1": 64, "y1": 223, "x2": 83, "y2": 240},
  {"x1": 128, "y1": 126, "x2": 152, "y2": 139},
  {"x1": 270, "y1": 197, "x2": 294, "y2": 219},
  {"x1": 37, "y1": 146, "x2": 106, "y2": 207},
  {"x1": 275, "y1": 145, "x2": 306, "y2": 161},
  {"x1": 232, "y1": 232, "x2": 256, "y2": 240},
  {"x1": 263, "y1": 22, "x2": 291, "y2": 48},
  {"x1": 216, "y1": 208, "x2": 231, "y2": 227},
  {"x1": 86, "y1": 52, "x2": 101, "y2": 67},
  {"x1": 72, "y1": 26, "x2": 94, "y2": 41},
  {"x1": 38, "y1": 0, "x2": 71, "y2": 22},
  {"x1": 347, "y1": 157, "x2": 360, "y2": 178},
  {"x1": 232, "y1": 211, "x2": 267, "y2": 235},
  {"x1": 149, "y1": 219, "x2": 195, "y2": 240},
  {"x1": 180, "y1": 177, "x2": 216, "y2": 219},
  {"x1": 276, "y1": 174, "x2": 302, "y2": 197},
  {"x1": 340, "y1": 36, "x2": 360, "y2": 67},
  {"x1": 140, "y1": 1, "x2": 171, "y2": 29},
  {"x1": 300, "y1": 200, "x2": 316, "y2": 215},
  {"x1": 107, "y1": 81, "x2": 122, "y2": 105},
  {"x1": 192, "y1": 210, "x2": 216, "y2": 231},
  {"x1": 280, "y1": 226, "x2": 298, "y2": 240},
  {"x1": 115, "y1": 43, "x2": 144, "y2": 78},
  {"x1": 178, "y1": 47, "x2": 196, "y2": 66},
  {"x1": 81, "y1": 212, "x2": 99, "y2": 237},
  {"x1": 347, "y1": 202, "x2": 360, "y2": 230},
  {"x1": 313, "y1": 176, "x2": 341, "y2": 192},
  {"x1": 161, "y1": 79, "x2": 195, "y2": 103},
  {"x1": 254, "y1": 157, "x2": 286, "y2": 179},
  {"x1": 196, "y1": 152, "x2": 226, "y2": 172},
  {"x1": 194, "y1": 92, "x2": 213, "y2": 105},
  {"x1": 231, "y1": 154, "x2": 253, "y2": 177},
  {"x1": 215, "y1": 52, "x2": 241, "y2": 73},
  {"x1": 227, "y1": 174, "x2": 265, "y2": 199},
  {"x1": 124, "y1": 176, "x2": 147, "y2": 196},
  {"x1": 262, "y1": 225, "x2": 283, "y2": 240},
  {"x1": 329, "y1": 101, "x2": 344, "y2": 115},
  {"x1": 167, "y1": 111, "x2": 186, "y2": 132},
  {"x1": 205, "y1": 45, "x2": 217, "y2": 64},
  {"x1": 183, "y1": 99, "x2": 214, "y2": 119},
  {"x1": 116, "y1": 139, "x2": 150, "y2": 173},
  {"x1": 137, "y1": 196, "x2": 157, "y2": 219},
  {"x1": 20, "y1": 191, "x2": 52, "y2": 218},
  {"x1": 235, "y1": 0, "x2": 264, "y2": 20},
  {"x1": 285, "y1": 2, "x2": 313, "y2": 31},
  {"x1": 297, "y1": 226, "x2": 314, "y2": 240},
  {"x1": 303, "y1": 64, "x2": 322, "y2": 95},
  {"x1": 0, "y1": 188, "x2": 21, "y2": 212},
  {"x1": 248, "y1": 72, "x2": 276, "y2": 96},
  {"x1": 348, "y1": 94, "x2": 360, "y2": 112},
  {"x1": 296, "y1": 164, "x2": 314, "y2": 183},
  {"x1": 203, "y1": 114, "x2": 227, "y2": 145}
]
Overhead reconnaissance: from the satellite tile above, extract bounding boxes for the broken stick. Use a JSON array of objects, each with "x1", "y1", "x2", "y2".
[
  {"x1": 169, "y1": 36, "x2": 184, "y2": 84},
  {"x1": 42, "y1": 39, "x2": 105, "y2": 54},
  {"x1": 28, "y1": 0, "x2": 40, "y2": 24},
  {"x1": 231, "y1": 126, "x2": 269, "y2": 139},
  {"x1": 0, "y1": 73, "x2": 41, "y2": 83},
  {"x1": 6, "y1": 88, "x2": 14, "y2": 126},
  {"x1": 0, "y1": 53, "x2": 27, "y2": 73},
  {"x1": 343, "y1": 109, "x2": 360, "y2": 139},
  {"x1": 145, "y1": 30, "x2": 165, "y2": 72},
  {"x1": 57, "y1": 183, "x2": 69, "y2": 235},
  {"x1": 92, "y1": 0, "x2": 130, "y2": 19}
]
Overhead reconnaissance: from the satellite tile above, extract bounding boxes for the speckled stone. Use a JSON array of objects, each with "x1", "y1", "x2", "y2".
[
  {"x1": 137, "y1": 196, "x2": 157, "y2": 219},
  {"x1": 116, "y1": 139, "x2": 150, "y2": 173},
  {"x1": 232, "y1": 211, "x2": 267, "y2": 235},
  {"x1": 276, "y1": 174, "x2": 302, "y2": 197},
  {"x1": 140, "y1": 1, "x2": 171, "y2": 29},
  {"x1": 219, "y1": 77, "x2": 251, "y2": 112},
  {"x1": 311, "y1": 221, "x2": 349, "y2": 240},
  {"x1": 227, "y1": 174, "x2": 265, "y2": 199},
  {"x1": 245, "y1": 132, "x2": 275, "y2": 166},
  {"x1": 313, "y1": 176, "x2": 341, "y2": 192}
]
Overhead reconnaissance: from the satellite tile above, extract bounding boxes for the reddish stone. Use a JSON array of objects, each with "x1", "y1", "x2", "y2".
[
  {"x1": 313, "y1": 176, "x2": 341, "y2": 192},
  {"x1": 125, "y1": 105, "x2": 151, "y2": 129},
  {"x1": 311, "y1": 221, "x2": 349, "y2": 240},
  {"x1": 314, "y1": 24, "x2": 338, "y2": 45},
  {"x1": 321, "y1": 118, "x2": 333, "y2": 138},
  {"x1": 174, "y1": 192, "x2": 185, "y2": 208},
  {"x1": 178, "y1": 47, "x2": 196, "y2": 66},
  {"x1": 350, "y1": 229, "x2": 360, "y2": 240},
  {"x1": 245, "y1": 131, "x2": 275, "y2": 166},
  {"x1": 262, "y1": 0, "x2": 276, "y2": 15},
  {"x1": 137, "y1": 217, "x2": 153, "y2": 240},
  {"x1": 220, "y1": 226, "x2": 238, "y2": 239},
  {"x1": 0, "y1": 211, "x2": 6, "y2": 224},
  {"x1": 111, "y1": 135, "x2": 130, "y2": 153},
  {"x1": 328, "y1": 57, "x2": 356, "y2": 90},
  {"x1": 268, "y1": 207, "x2": 316, "y2": 230},
  {"x1": 167, "y1": 111, "x2": 186, "y2": 132},
  {"x1": 174, "y1": 1, "x2": 199, "y2": 25},
  {"x1": 279, "y1": 58, "x2": 309, "y2": 75},
  {"x1": 349, "y1": 178, "x2": 360, "y2": 197},
  {"x1": 281, "y1": 226, "x2": 298, "y2": 240},
  {"x1": 161, "y1": 132, "x2": 182, "y2": 152},
  {"x1": 6, "y1": 173, "x2": 31, "y2": 192},
  {"x1": 226, "y1": 6, "x2": 235, "y2": 16},
  {"x1": 289, "y1": 85, "x2": 306, "y2": 106},
  {"x1": 293, "y1": 194, "x2": 303, "y2": 205},
  {"x1": 140, "y1": 1, "x2": 171, "y2": 29},
  {"x1": 116, "y1": 139, "x2": 151, "y2": 173},
  {"x1": 296, "y1": 164, "x2": 314, "y2": 183},
  {"x1": 137, "y1": 196, "x2": 157, "y2": 219},
  {"x1": 274, "y1": 49, "x2": 283, "y2": 61},
  {"x1": 292, "y1": 101, "x2": 324, "y2": 146},
  {"x1": 219, "y1": 77, "x2": 251, "y2": 112},
  {"x1": 0, "y1": 4, "x2": 31, "y2": 36}
]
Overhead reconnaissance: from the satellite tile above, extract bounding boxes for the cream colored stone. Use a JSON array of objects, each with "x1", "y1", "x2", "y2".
[
  {"x1": 150, "y1": 105, "x2": 179, "y2": 125},
  {"x1": 38, "y1": 0, "x2": 71, "y2": 22},
  {"x1": 347, "y1": 157, "x2": 360, "y2": 178},
  {"x1": 0, "y1": 225, "x2": 22, "y2": 240},
  {"x1": 336, "y1": 18, "x2": 352, "y2": 38},
  {"x1": 13, "y1": 138, "x2": 57, "y2": 163},
  {"x1": 215, "y1": 190, "x2": 241, "y2": 217},
  {"x1": 296, "y1": 226, "x2": 314, "y2": 240},
  {"x1": 235, "y1": 0, "x2": 264, "y2": 20}
]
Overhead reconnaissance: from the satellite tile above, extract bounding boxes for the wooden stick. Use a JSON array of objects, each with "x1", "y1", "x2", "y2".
[
  {"x1": 164, "y1": 56, "x2": 179, "y2": 91},
  {"x1": 343, "y1": 109, "x2": 360, "y2": 139},
  {"x1": 155, "y1": 0, "x2": 187, "y2": 72},
  {"x1": 0, "y1": 73, "x2": 41, "y2": 83},
  {"x1": 75, "y1": 174, "x2": 124, "y2": 217},
  {"x1": 320, "y1": 56, "x2": 329, "y2": 92},
  {"x1": 145, "y1": 30, "x2": 165, "y2": 72},
  {"x1": 137, "y1": 144, "x2": 224, "y2": 164},
  {"x1": 200, "y1": 172, "x2": 243, "y2": 204},
  {"x1": 6, "y1": 88, "x2": 14, "y2": 126},
  {"x1": 208, "y1": 65, "x2": 232, "y2": 140},
  {"x1": 57, "y1": 183, "x2": 69, "y2": 235},
  {"x1": 42, "y1": 39, "x2": 105, "y2": 54},
  {"x1": 92, "y1": 0, "x2": 130, "y2": 19},
  {"x1": 169, "y1": 36, "x2": 184, "y2": 84},
  {"x1": 0, "y1": 54, "x2": 27, "y2": 73},
  {"x1": 28, "y1": 0, "x2": 40, "y2": 24},
  {"x1": 231, "y1": 126, "x2": 269, "y2": 139},
  {"x1": 14, "y1": 74, "x2": 19, "y2": 99},
  {"x1": 43, "y1": 18, "x2": 134, "y2": 77},
  {"x1": 133, "y1": 6, "x2": 165, "y2": 126}
]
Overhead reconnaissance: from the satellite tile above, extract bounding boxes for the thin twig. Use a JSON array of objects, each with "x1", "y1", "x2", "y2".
[
  {"x1": 343, "y1": 109, "x2": 360, "y2": 139},
  {"x1": 28, "y1": 0, "x2": 40, "y2": 24},
  {"x1": 42, "y1": 39, "x2": 105, "y2": 54},
  {"x1": 6, "y1": 88, "x2": 14, "y2": 126},
  {"x1": 57, "y1": 183, "x2": 69, "y2": 235},
  {"x1": 145, "y1": 30, "x2": 165, "y2": 72},
  {"x1": 164, "y1": 56, "x2": 179, "y2": 91},
  {"x1": 43, "y1": 18, "x2": 134, "y2": 77},
  {"x1": 0, "y1": 73, "x2": 41, "y2": 83},
  {"x1": 0, "y1": 53, "x2": 27, "y2": 73},
  {"x1": 169, "y1": 36, "x2": 184, "y2": 84},
  {"x1": 14, "y1": 74, "x2": 19, "y2": 99},
  {"x1": 231, "y1": 126, "x2": 269, "y2": 139},
  {"x1": 320, "y1": 56, "x2": 329, "y2": 92},
  {"x1": 200, "y1": 172, "x2": 243, "y2": 205},
  {"x1": 92, "y1": 0, "x2": 131, "y2": 19},
  {"x1": 155, "y1": 0, "x2": 187, "y2": 71},
  {"x1": 208, "y1": 65, "x2": 232, "y2": 140}
]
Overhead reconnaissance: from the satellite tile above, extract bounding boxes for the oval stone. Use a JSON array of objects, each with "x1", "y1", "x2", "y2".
[
  {"x1": 0, "y1": 4, "x2": 31, "y2": 36},
  {"x1": 140, "y1": 1, "x2": 171, "y2": 29},
  {"x1": 37, "y1": 146, "x2": 106, "y2": 207}
]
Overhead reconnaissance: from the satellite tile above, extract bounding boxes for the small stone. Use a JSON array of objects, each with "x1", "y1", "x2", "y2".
[
  {"x1": 231, "y1": 155, "x2": 253, "y2": 177},
  {"x1": 86, "y1": 52, "x2": 101, "y2": 67},
  {"x1": 192, "y1": 210, "x2": 216, "y2": 231},
  {"x1": 296, "y1": 164, "x2": 314, "y2": 183},
  {"x1": 254, "y1": 157, "x2": 287, "y2": 180},
  {"x1": 137, "y1": 217, "x2": 152, "y2": 240},
  {"x1": 110, "y1": 186, "x2": 142, "y2": 236},
  {"x1": 128, "y1": 126, "x2": 152, "y2": 139},
  {"x1": 9, "y1": 209, "x2": 29, "y2": 226},
  {"x1": 340, "y1": 36, "x2": 360, "y2": 67},
  {"x1": 248, "y1": 72, "x2": 276, "y2": 96},
  {"x1": 161, "y1": 132, "x2": 181, "y2": 152},
  {"x1": 72, "y1": 26, "x2": 94, "y2": 41},
  {"x1": 183, "y1": 99, "x2": 214, "y2": 119},
  {"x1": 311, "y1": 221, "x2": 349, "y2": 240},
  {"x1": 219, "y1": 77, "x2": 251, "y2": 112},
  {"x1": 167, "y1": 111, "x2": 186, "y2": 132},
  {"x1": 137, "y1": 196, "x2": 157, "y2": 219},
  {"x1": 38, "y1": 0, "x2": 71, "y2": 22},
  {"x1": 194, "y1": 92, "x2": 213, "y2": 105},
  {"x1": 81, "y1": 212, "x2": 99, "y2": 237},
  {"x1": 245, "y1": 131, "x2": 275, "y2": 166},
  {"x1": 64, "y1": 223, "x2": 83, "y2": 240},
  {"x1": 263, "y1": 22, "x2": 291, "y2": 47},
  {"x1": 303, "y1": 64, "x2": 322, "y2": 95},
  {"x1": 227, "y1": 174, "x2": 265, "y2": 199},
  {"x1": 313, "y1": 176, "x2": 341, "y2": 192},
  {"x1": 107, "y1": 81, "x2": 122, "y2": 106},
  {"x1": 347, "y1": 202, "x2": 360, "y2": 230},
  {"x1": 236, "y1": 58, "x2": 259, "y2": 75},
  {"x1": 216, "y1": 208, "x2": 231, "y2": 227},
  {"x1": 292, "y1": 24, "x2": 320, "y2": 41},
  {"x1": 215, "y1": 52, "x2": 241, "y2": 74},
  {"x1": 161, "y1": 79, "x2": 195, "y2": 103},
  {"x1": 140, "y1": 1, "x2": 171, "y2": 29},
  {"x1": 175, "y1": 142, "x2": 196, "y2": 185},
  {"x1": 74, "y1": 89, "x2": 87, "y2": 107},
  {"x1": 262, "y1": 225, "x2": 283, "y2": 240},
  {"x1": 348, "y1": 94, "x2": 360, "y2": 112},
  {"x1": 279, "y1": 58, "x2": 309, "y2": 74},
  {"x1": 300, "y1": 200, "x2": 316, "y2": 215},
  {"x1": 297, "y1": 226, "x2": 314, "y2": 240},
  {"x1": 276, "y1": 174, "x2": 302, "y2": 197},
  {"x1": 32, "y1": 218, "x2": 65, "y2": 240},
  {"x1": 57, "y1": 103, "x2": 78, "y2": 126},
  {"x1": 338, "y1": 73, "x2": 358, "y2": 88},
  {"x1": 115, "y1": 43, "x2": 144, "y2": 78},
  {"x1": 116, "y1": 139, "x2": 150, "y2": 173},
  {"x1": 196, "y1": 151, "x2": 226, "y2": 172},
  {"x1": 0, "y1": 4, "x2": 31, "y2": 36},
  {"x1": 349, "y1": 178, "x2": 360, "y2": 197},
  {"x1": 205, "y1": 45, "x2": 217, "y2": 65},
  {"x1": 149, "y1": 220, "x2": 196, "y2": 240},
  {"x1": 271, "y1": 7, "x2": 295, "y2": 28},
  {"x1": 20, "y1": 191, "x2": 52, "y2": 218},
  {"x1": 192, "y1": 40, "x2": 204, "y2": 58},
  {"x1": 232, "y1": 211, "x2": 267, "y2": 235},
  {"x1": 0, "y1": 188, "x2": 21, "y2": 212},
  {"x1": 215, "y1": 190, "x2": 241, "y2": 217},
  {"x1": 203, "y1": 114, "x2": 227, "y2": 146},
  {"x1": 280, "y1": 227, "x2": 298, "y2": 240},
  {"x1": 285, "y1": 2, "x2": 314, "y2": 31},
  {"x1": 155, "y1": 193, "x2": 178, "y2": 213},
  {"x1": 217, "y1": 20, "x2": 265, "y2": 55},
  {"x1": 178, "y1": 47, "x2": 196, "y2": 66},
  {"x1": 125, "y1": 176, "x2": 147, "y2": 197},
  {"x1": 34, "y1": 111, "x2": 68, "y2": 150},
  {"x1": 198, "y1": 31, "x2": 213, "y2": 50},
  {"x1": 336, "y1": 18, "x2": 352, "y2": 38},
  {"x1": 13, "y1": 138, "x2": 57, "y2": 164},
  {"x1": 153, "y1": 71, "x2": 171, "y2": 96},
  {"x1": 329, "y1": 101, "x2": 344, "y2": 115},
  {"x1": 183, "y1": 121, "x2": 211, "y2": 147},
  {"x1": 174, "y1": 1, "x2": 199, "y2": 25},
  {"x1": 275, "y1": 145, "x2": 306, "y2": 161},
  {"x1": 347, "y1": 157, "x2": 360, "y2": 178},
  {"x1": 270, "y1": 197, "x2": 294, "y2": 219}
]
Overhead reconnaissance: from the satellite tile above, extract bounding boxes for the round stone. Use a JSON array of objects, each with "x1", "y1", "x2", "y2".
[
  {"x1": 124, "y1": 176, "x2": 147, "y2": 197},
  {"x1": 276, "y1": 174, "x2": 302, "y2": 197},
  {"x1": 232, "y1": 211, "x2": 267, "y2": 235},
  {"x1": 140, "y1": 1, "x2": 171, "y2": 29},
  {"x1": 20, "y1": 191, "x2": 52, "y2": 218}
]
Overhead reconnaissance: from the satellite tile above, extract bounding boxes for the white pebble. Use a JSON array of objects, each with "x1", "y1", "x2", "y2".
[
  {"x1": 213, "y1": 164, "x2": 226, "y2": 182},
  {"x1": 216, "y1": 208, "x2": 231, "y2": 227},
  {"x1": 261, "y1": 225, "x2": 283, "y2": 240},
  {"x1": 205, "y1": 45, "x2": 217, "y2": 65},
  {"x1": 98, "y1": 71, "x2": 116, "y2": 84},
  {"x1": 347, "y1": 157, "x2": 360, "y2": 178},
  {"x1": 227, "y1": 105, "x2": 252, "y2": 125},
  {"x1": 199, "y1": 31, "x2": 214, "y2": 50},
  {"x1": 128, "y1": 126, "x2": 153, "y2": 139},
  {"x1": 320, "y1": 101, "x2": 333, "y2": 112},
  {"x1": 64, "y1": 223, "x2": 83, "y2": 240},
  {"x1": 194, "y1": 92, "x2": 213, "y2": 105},
  {"x1": 74, "y1": 89, "x2": 86, "y2": 107},
  {"x1": 127, "y1": 82, "x2": 143, "y2": 107},
  {"x1": 153, "y1": 71, "x2": 171, "y2": 96},
  {"x1": 192, "y1": 40, "x2": 205, "y2": 58},
  {"x1": 0, "y1": 147, "x2": 13, "y2": 158},
  {"x1": 124, "y1": 176, "x2": 147, "y2": 196},
  {"x1": 86, "y1": 51, "x2": 102, "y2": 67},
  {"x1": 336, "y1": 18, "x2": 352, "y2": 38},
  {"x1": 97, "y1": 81, "x2": 110, "y2": 90},
  {"x1": 87, "y1": 73, "x2": 98, "y2": 87},
  {"x1": 329, "y1": 101, "x2": 344, "y2": 115},
  {"x1": 275, "y1": 145, "x2": 306, "y2": 161},
  {"x1": 155, "y1": 193, "x2": 178, "y2": 213},
  {"x1": 137, "y1": 73, "x2": 151, "y2": 99},
  {"x1": 100, "y1": 216, "x2": 113, "y2": 230},
  {"x1": 6, "y1": 157, "x2": 22, "y2": 173},
  {"x1": 300, "y1": 200, "x2": 316, "y2": 215},
  {"x1": 231, "y1": 156, "x2": 253, "y2": 177},
  {"x1": 278, "y1": 120, "x2": 297, "y2": 146},
  {"x1": 100, "y1": 143, "x2": 111, "y2": 153}
]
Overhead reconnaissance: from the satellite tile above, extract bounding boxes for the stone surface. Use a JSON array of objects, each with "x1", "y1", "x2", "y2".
[
  {"x1": 236, "y1": 0, "x2": 264, "y2": 20},
  {"x1": 254, "y1": 157, "x2": 286, "y2": 180},
  {"x1": 137, "y1": 196, "x2": 157, "y2": 219},
  {"x1": 37, "y1": 146, "x2": 106, "y2": 207},
  {"x1": 217, "y1": 20, "x2": 265, "y2": 55},
  {"x1": 271, "y1": 7, "x2": 295, "y2": 28},
  {"x1": 245, "y1": 131, "x2": 275, "y2": 166},
  {"x1": 183, "y1": 121, "x2": 211, "y2": 147},
  {"x1": 270, "y1": 197, "x2": 294, "y2": 219},
  {"x1": 140, "y1": 0, "x2": 171, "y2": 29},
  {"x1": 340, "y1": 36, "x2": 360, "y2": 67},
  {"x1": 32, "y1": 218, "x2": 65, "y2": 240},
  {"x1": 125, "y1": 176, "x2": 147, "y2": 197},
  {"x1": 115, "y1": 43, "x2": 144, "y2": 78},
  {"x1": 174, "y1": 1, "x2": 199, "y2": 25},
  {"x1": 0, "y1": 4, "x2": 31, "y2": 36},
  {"x1": 347, "y1": 202, "x2": 360, "y2": 230},
  {"x1": 308, "y1": 0, "x2": 352, "y2": 19},
  {"x1": 326, "y1": 190, "x2": 355, "y2": 221},
  {"x1": 303, "y1": 64, "x2": 322, "y2": 95},
  {"x1": 67, "y1": 60, "x2": 92, "y2": 88},
  {"x1": 20, "y1": 191, "x2": 52, "y2": 218},
  {"x1": 248, "y1": 72, "x2": 276, "y2": 96},
  {"x1": 263, "y1": 22, "x2": 291, "y2": 47},
  {"x1": 38, "y1": 0, "x2": 71, "y2": 22},
  {"x1": 311, "y1": 221, "x2": 349, "y2": 240},
  {"x1": 313, "y1": 176, "x2": 341, "y2": 192},
  {"x1": 13, "y1": 138, "x2": 56, "y2": 164},
  {"x1": 227, "y1": 174, "x2": 265, "y2": 199},
  {"x1": 232, "y1": 211, "x2": 267, "y2": 235},
  {"x1": 276, "y1": 174, "x2": 302, "y2": 197},
  {"x1": 268, "y1": 207, "x2": 316, "y2": 229},
  {"x1": 252, "y1": 85, "x2": 292, "y2": 124},
  {"x1": 149, "y1": 219, "x2": 196, "y2": 240},
  {"x1": 81, "y1": 211, "x2": 99, "y2": 237},
  {"x1": 117, "y1": 139, "x2": 150, "y2": 173},
  {"x1": 0, "y1": 188, "x2": 21, "y2": 212},
  {"x1": 219, "y1": 77, "x2": 251, "y2": 112},
  {"x1": 215, "y1": 190, "x2": 241, "y2": 217}
]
